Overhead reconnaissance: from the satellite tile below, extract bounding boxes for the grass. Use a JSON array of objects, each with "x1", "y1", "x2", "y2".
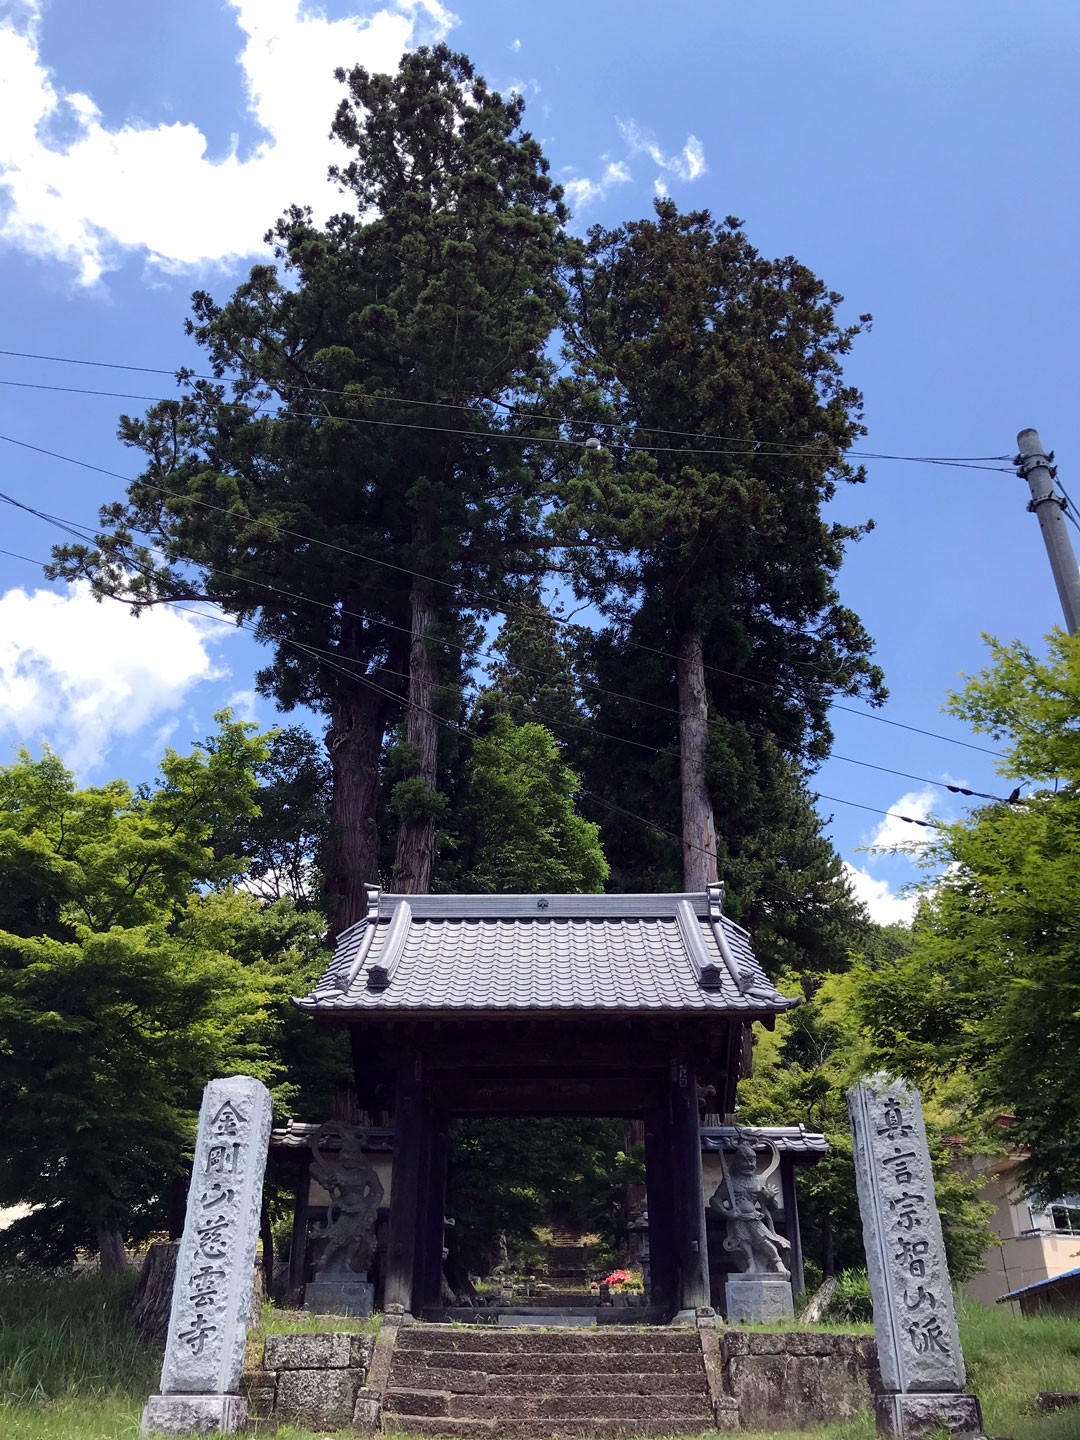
[{"x1": 0, "y1": 1269, "x2": 1077, "y2": 1439}]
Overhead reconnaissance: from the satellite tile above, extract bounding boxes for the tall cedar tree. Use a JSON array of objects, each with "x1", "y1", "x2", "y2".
[
  {"x1": 50, "y1": 47, "x2": 568, "y2": 929},
  {"x1": 553, "y1": 204, "x2": 884, "y2": 898}
]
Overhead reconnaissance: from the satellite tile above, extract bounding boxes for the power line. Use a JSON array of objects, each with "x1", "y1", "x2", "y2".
[
  {"x1": 4, "y1": 483, "x2": 1010, "y2": 796},
  {"x1": 0, "y1": 509, "x2": 1011, "y2": 817},
  {"x1": 0, "y1": 428, "x2": 1006, "y2": 759},
  {"x1": 0, "y1": 375, "x2": 1017, "y2": 471},
  {"x1": 0, "y1": 540, "x2": 952, "y2": 841},
  {"x1": 0, "y1": 346, "x2": 1015, "y2": 471},
  {"x1": 0, "y1": 477, "x2": 1012, "y2": 799}
]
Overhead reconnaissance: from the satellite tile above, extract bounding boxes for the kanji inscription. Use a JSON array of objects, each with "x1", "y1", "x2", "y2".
[
  {"x1": 847, "y1": 1074, "x2": 966, "y2": 1394},
  {"x1": 159, "y1": 1076, "x2": 272, "y2": 1396}
]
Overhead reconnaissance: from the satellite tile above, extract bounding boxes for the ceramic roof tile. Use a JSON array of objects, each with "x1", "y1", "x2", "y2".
[{"x1": 297, "y1": 891, "x2": 798, "y2": 1017}]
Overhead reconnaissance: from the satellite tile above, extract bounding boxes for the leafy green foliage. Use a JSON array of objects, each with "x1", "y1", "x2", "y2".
[
  {"x1": 447, "y1": 1118, "x2": 627, "y2": 1276},
  {"x1": 0, "y1": 717, "x2": 341, "y2": 1260},
  {"x1": 210, "y1": 725, "x2": 331, "y2": 906},
  {"x1": 439, "y1": 712, "x2": 608, "y2": 894},
  {"x1": 740, "y1": 968, "x2": 994, "y2": 1283},
  {"x1": 852, "y1": 631, "x2": 1080, "y2": 1201}
]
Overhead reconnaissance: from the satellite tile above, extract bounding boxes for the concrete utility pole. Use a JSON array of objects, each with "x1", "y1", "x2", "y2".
[{"x1": 1016, "y1": 428, "x2": 1080, "y2": 634}]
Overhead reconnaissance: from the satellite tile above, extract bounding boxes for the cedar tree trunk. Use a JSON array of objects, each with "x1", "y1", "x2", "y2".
[
  {"x1": 677, "y1": 628, "x2": 719, "y2": 890},
  {"x1": 393, "y1": 578, "x2": 440, "y2": 893},
  {"x1": 326, "y1": 686, "x2": 386, "y2": 939}
]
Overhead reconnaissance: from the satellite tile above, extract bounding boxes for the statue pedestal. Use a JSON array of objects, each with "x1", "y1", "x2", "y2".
[
  {"x1": 304, "y1": 1279, "x2": 374, "y2": 1318},
  {"x1": 724, "y1": 1275, "x2": 793, "y2": 1323}
]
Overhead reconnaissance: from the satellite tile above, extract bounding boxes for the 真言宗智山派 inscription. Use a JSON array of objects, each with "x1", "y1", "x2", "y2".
[{"x1": 848, "y1": 1074, "x2": 965, "y2": 1395}]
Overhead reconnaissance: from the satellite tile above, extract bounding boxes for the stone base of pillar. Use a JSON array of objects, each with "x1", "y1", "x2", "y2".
[
  {"x1": 140, "y1": 1393, "x2": 248, "y2": 1436},
  {"x1": 724, "y1": 1275, "x2": 794, "y2": 1323},
  {"x1": 304, "y1": 1279, "x2": 374, "y2": 1317},
  {"x1": 875, "y1": 1391, "x2": 984, "y2": 1438}
]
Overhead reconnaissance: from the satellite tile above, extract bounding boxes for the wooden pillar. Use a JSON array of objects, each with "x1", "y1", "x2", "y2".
[
  {"x1": 780, "y1": 1154, "x2": 805, "y2": 1300},
  {"x1": 415, "y1": 1114, "x2": 450, "y2": 1313},
  {"x1": 384, "y1": 1047, "x2": 426, "y2": 1315},
  {"x1": 669, "y1": 1058, "x2": 710, "y2": 1314},
  {"x1": 643, "y1": 1095, "x2": 678, "y2": 1313},
  {"x1": 287, "y1": 1153, "x2": 311, "y2": 1298}
]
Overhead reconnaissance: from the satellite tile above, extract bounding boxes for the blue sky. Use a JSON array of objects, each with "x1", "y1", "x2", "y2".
[{"x1": 1, "y1": 0, "x2": 1077, "y2": 920}]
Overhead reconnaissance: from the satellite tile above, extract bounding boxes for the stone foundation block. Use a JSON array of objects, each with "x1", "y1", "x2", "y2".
[
  {"x1": 275, "y1": 1365, "x2": 363, "y2": 1428},
  {"x1": 264, "y1": 1331, "x2": 353, "y2": 1370},
  {"x1": 246, "y1": 1387, "x2": 276, "y2": 1420},
  {"x1": 722, "y1": 1331, "x2": 879, "y2": 1431},
  {"x1": 875, "y1": 1391, "x2": 984, "y2": 1438},
  {"x1": 350, "y1": 1332, "x2": 376, "y2": 1368},
  {"x1": 354, "y1": 1386, "x2": 382, "y2": 1430},
  {"x1": 140, "y1": 1393, "x2": 248, "y2": 1436},
  {"x1": 1037, "y1": 1391, "x2": 1080, "y2": 1412},
  {"x1": 713, "y1": 1396, "x2": 740, "y2": 1431},
  {"x1": 305, "y1": 1279, "x2": 374, "y2": 1318},
  {"x1": 724, "y1": 1275, "x2": 794, "y2": 1323}
]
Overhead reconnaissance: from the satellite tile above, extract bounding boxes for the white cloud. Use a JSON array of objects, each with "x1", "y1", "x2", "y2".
[
  {"x1": 842, "y1": 861, "x2": 920, "y2": 927},
  {"x1": 225, "y1": 688, "x2": 259, "y2": 724},
  {"x1": 0, "y1": 581, "x2": 233, "y2": 772},
  {"x1": 563, "y1": 159, "x2": 632, "y2": 210},
  {"x1": 0, "y1": 0, "x2": 456, "y2": 284},
  {"x1": 866, "y1": 788, "x2": 938, "y2": 854},
  {"x1": 616, "y1": 119, "x2": 707, "y2": 192},
  {"x1": 510, "y1": 38, "x2": 521, "y2": 52}
]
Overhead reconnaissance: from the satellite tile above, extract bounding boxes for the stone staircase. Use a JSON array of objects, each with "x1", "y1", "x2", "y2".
[{"x1": 382, "y1": 1324, "x2": 716, "y2": 1437}]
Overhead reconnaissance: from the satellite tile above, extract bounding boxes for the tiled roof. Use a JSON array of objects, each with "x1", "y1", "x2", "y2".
[
  {"x1": 701, "y1": 1125, "x2": 829, "y2": 1158},
  {"x1": 296, "y1": 887, "x2": 798, "y2": 1017},
  {"x1": 270, "y1": 1121, "x2": 394, "y2": 1153}
]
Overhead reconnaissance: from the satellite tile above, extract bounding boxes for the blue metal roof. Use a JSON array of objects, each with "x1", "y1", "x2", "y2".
[{"x1": 997, "y1": 1264, "x2": 1080, "y2": 1301}]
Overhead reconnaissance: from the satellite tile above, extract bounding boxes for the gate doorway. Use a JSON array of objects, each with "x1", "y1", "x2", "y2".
[{"x1": 294, "y1": 888, "x2": 801, "y2": 1322}]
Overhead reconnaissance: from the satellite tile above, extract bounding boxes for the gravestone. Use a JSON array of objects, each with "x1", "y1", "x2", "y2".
[
  {"x1": 141, "y1": 1076, "x2": 273, "y2": 1437},
  {"x1": 848, "y1": 1074, "x2": 984, "y2": 1439}
]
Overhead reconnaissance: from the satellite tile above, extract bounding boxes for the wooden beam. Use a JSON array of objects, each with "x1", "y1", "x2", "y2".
[
  {"x1": 419, "y1": 1036, "x2": 683, "y2": 1071},
  {"x1": 669, "y1": 1057, "x2": 711, "y2": 1313},
  {"x1": 286, "y1": 1153, "x2": 311, "y2": 1299},
  {"x1": 383, "y1": 1048, "x2": 426, "y2": 1314},
  {"x1": 414, "y1": 1115, "x2": 450, "y2": 1312},
  {"x1": 780, "y1": 1153, "x2": 805, "y2": 1301},
  {"x1": 430, "y1": 1073, "x2": 656, "y2": 1117},
  {"x1": 643, "y1": 1093, "x2": 678, "y2": 1314}
]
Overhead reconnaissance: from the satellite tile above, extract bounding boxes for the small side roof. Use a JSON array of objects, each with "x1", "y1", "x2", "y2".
[
  {"x1": 997, "y1": 1265, "x2": 1080, "y2": 1302},
  {"x1": 296, "y1": 885, "x2": 798, "y2": 1019},
  {"x1": 701, "y1": 1124, "x2": 829, "y2": 1162}
]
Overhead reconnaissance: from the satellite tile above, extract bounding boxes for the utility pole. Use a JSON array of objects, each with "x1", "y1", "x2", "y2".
[{"x1": 1016, "y1": 428, "x2": 1080, "y2": 635}]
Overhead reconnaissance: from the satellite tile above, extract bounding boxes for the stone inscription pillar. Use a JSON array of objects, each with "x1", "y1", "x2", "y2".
[
  {"x1": 847, "y1": 1074, "x2": 983, "y2": 1439},
  {"x1": 141, "y1": 1075, "x2": 273, "y2": 1437}
]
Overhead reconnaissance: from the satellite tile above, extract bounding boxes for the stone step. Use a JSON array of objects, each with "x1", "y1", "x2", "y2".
[
  {"x1": 486, "y1": 1371, "x2": 706, "y2": 1397},
  {"x1": 397, "y1": 1326, "x2": 697, "y2": 1354},
  {"x1": 450, "y1": 1395, "x2": 711, "y2": 1422},
  {"x1": 546, "y1": 1246, "x2": 589, "y2": 1266},
  {"x1": 391, "y1": 1364, "x2": 706, "y2": 1396},
  {"x1": 386, "y1": 1390, "x2": 710, "y2": 1422},
  {"x1": 396, "y1": 1348, "x2": 704, "y2": 1376},
  {"x1": 383, "y1": 1415, "x2": 714, "y2": 1438}
]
